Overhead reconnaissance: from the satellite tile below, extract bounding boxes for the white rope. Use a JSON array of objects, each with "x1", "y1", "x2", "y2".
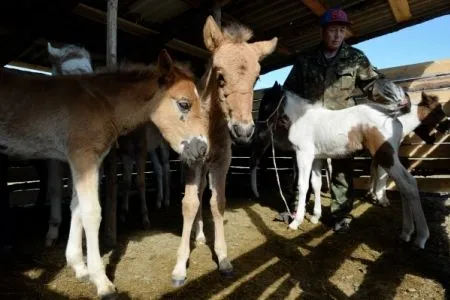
[{"x1": 268, "y1": 126, "x2": 294, "y2": 219}]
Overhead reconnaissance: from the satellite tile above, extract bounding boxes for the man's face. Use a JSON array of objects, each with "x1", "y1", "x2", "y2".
[{"x1": 322, "y1": 24, "x2": 347, "y2": 51}]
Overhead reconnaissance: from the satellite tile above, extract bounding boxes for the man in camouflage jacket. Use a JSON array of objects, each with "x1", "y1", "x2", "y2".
[{"x1": 283, "y1": 7, "x2": 382, "y2": 232}]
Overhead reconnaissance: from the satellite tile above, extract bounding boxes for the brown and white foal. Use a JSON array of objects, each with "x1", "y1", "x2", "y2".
[
  {"x1": 285, "y1": 90, "x2": 443, "y2": 249},
  {"x1": 0, "y1": 50, "x2": 208, "y2": 298},
  {"x1": 44, "y1": 42, "x2": 94, "y2": 247}
]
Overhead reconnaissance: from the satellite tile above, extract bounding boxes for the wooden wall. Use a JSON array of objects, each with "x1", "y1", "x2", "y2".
[{"x1": 5, "y1": 59, "x2": 450, "y2": 207}]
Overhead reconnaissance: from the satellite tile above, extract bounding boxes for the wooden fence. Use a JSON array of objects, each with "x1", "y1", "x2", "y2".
[{"x1": 5, "y1": 59, "x2": 450, "y2": 207}]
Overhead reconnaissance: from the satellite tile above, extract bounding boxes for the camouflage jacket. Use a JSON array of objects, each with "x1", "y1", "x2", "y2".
[{"x1": 283, "y1": 42, "x2": 381, "y2": 110}]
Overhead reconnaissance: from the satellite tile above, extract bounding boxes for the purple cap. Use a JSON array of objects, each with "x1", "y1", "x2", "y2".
[{"x1": 320, "y1": 8, "x2": 351, "y2": 26}]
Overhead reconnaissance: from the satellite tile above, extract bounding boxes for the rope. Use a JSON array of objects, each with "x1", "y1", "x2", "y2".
[{"x1": 268, "y1": 115, "x2": 295, "y2": 219}]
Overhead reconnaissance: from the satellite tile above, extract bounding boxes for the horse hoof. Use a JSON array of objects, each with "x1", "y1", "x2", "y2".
[
  {"x1": 220, "y1": 268, "x2": 234, "y2": 279},
  {"x1": 142, "y1": 220, "x2": 151, "y2": 230},
  {"x1": 100, "y1": 292, "x2": 118, "y2": 300},
  {"x1": 195, "y1": 237, "x2": 206, "y2": 246},
  {"x1": 400, "y1": 232, "x2": 412, "y2": 243},
  {"x1": 172, "y1": 278, "x2": 186, "y2": 287},
  {"x1": 288, "y1": 220, "x2": 300, "y2": 230},
  {"x1": 310, "y1": 216, "x2": 320, "y2": 224},
  {"x1": 219, "y1": 259, "x2": 233, "y2": 278},
  {"x1": 45, "y1": 238, "x2": 55, "y2": 247},
  {"x1": 413, "y1": 237, "x2": 427, "y2": 250}
]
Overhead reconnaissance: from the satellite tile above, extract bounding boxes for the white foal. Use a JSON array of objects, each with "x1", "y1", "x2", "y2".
[{"x1": 285, "y1": 90, "x2": 431, "y2": 249}]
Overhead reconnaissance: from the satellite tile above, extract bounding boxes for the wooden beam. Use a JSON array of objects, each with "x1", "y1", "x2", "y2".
[
  {"x1": 301, "y1": 0, "x2": 326, "y2": 16},
  {"x1": 212, "y1": 0, "x2": 232, "y2": 27},
  {"x1": 72, "y1": 3, "x2": 209, "y2": 59},
  {"x1": 388, "y1": 0, "x2": 412, "y2": 23},
  {"x1": 104, "y1": 0, "x2": 118, "y2": 248},
  {"x1": 106, "y1": 0, "x2": 118, "y2": 69}
]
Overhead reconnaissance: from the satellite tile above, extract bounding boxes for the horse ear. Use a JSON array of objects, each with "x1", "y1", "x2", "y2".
[
  {"x1": 421, "y1": 91, "x2": 439, "y2": 105},
  {"x1": 203, "y1": 16, "x2": 224, "y2": 52},
  {"x1": 157, "y1": 49, "x2": 173, "y2": 76},
  {"x1": 251, "y1": 37, "x2": 278, "y2": 62},
  {"x1": 47, "y1": 42, "x2": 62, "y2": 58}
]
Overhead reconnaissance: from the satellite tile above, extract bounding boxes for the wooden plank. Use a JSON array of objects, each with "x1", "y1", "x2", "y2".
[
  {"x1": 396, "y1": 75, "x2": 450, "y2": 92},
  {"x1": 402, "y1": 132, "x2": 450, "y2": 144},
  {"x1": 399, "y1": 144, "x2": 450, "y2": 158},
  {"x1": 301, "y1": 0, "x2": 326, "y2": 16},
  {"x1": 388, "y1": 0, "x2": 412, "y2": 23},
  {"x1": 381, "y1": 59, "x2": 450, "y2": 81},
  {"x1": 72, "y1": 3, "x2": 209, "y2": 59}
]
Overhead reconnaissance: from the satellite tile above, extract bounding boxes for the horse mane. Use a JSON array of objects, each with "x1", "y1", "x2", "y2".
[
  {"x1": 93, "y1": 61, "x2": 195, "y2": 80},
  {"x1": 222, "y1": 22, "x2": 253, "y2": 43}
]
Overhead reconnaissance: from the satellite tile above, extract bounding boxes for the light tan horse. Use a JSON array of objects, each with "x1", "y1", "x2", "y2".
[
  {"x1": 171, "y1": 16, "x2": 278, "y2": 285},
  {"x1": 0, "y1": 50, "x2": 208, "y2": 298}
]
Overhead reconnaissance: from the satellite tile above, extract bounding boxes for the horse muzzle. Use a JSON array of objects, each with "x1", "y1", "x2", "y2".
[
  {"x1": 229, "y1": 121, "x2": 255, "y2": 144},
  {"x1": 179, "y1": 136, "x2": 208, "y2": 166}
]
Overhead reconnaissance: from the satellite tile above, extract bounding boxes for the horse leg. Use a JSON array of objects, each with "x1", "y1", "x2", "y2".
[
  {"x1": 290, "y1": 152, "x2": 299, "y2": 203},
  {"x1": 172, "y1": 165, "x2": 203, "y2": 286},
  {"x1": 289, "y1": 150, "x2": 313, "y2": 230},
  {"x1": 309, "y1": 159, "x2": 322, "y2": 224},
  {"x1": 384, "y1": 156, "x2": 429, "y2": 248},
  {"x1": 159, "y1": 142, "x2": 171, "y2": 208},
  {"x1": 208, "y1": 162, "x2": 233, "y2": 278},
  {"x1": 366, "y1": 159, "x2": 378, "y2": 201},
  {"x1": 194, "y1": 172, "x2": 207, "y2": 245},
  {"x1": 66, "y1": 187, "x2": 89, "y2": 281},
  {"x1": 135, "y1": 146, "x2": 150, "y2": 229},
  {"x1": 149, "y1": 149, "x2": 164, "y2": 209},
  {"x1": 45, "y1": 159, "x2": 63, "y2": 247},
  {"x1": 374, "y1": 165, "x2": 390, "y2": 207},
  {"x1": 103, "y1": 147, "x2": 117, "y2": 248},
  {"x1": 69, "y1": 155, "x2": 116, "y2": 297},
  {"x1": 250, "y1": 130, "x2": 270, "y2": 199},
  {"x1": 119, "y1": 154, "x2": 133, "y2": 225}
]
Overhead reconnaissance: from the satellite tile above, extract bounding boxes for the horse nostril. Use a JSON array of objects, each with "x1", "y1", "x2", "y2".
[
  {"x1": 245, "y1": 124, "x2": 255, "y2": 139},
  {"x1": 233, "y1": 124, "x2": 242, "y2": 137}
]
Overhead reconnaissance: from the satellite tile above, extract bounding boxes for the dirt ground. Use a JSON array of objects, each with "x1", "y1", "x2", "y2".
[{"x1": 0, "y1": 188, "x2": 449, "y2": 300}]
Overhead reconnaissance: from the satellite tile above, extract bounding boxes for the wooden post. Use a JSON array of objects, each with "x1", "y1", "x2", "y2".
[
  {"x1": 212, "y1": 0, "x2": 231, "y2": 27},
  {"x1": 212, "y1": 0, "x2": 222, "y2": 27},
  {"x1": 104, "y1": 0, "x2": 118, "y2": 248},
  {"x1": 106, "y1": 0, "x2": 118, "y2": 69}
]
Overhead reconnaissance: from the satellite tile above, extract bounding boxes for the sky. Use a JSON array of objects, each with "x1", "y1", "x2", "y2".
[{"x1": 255, "y1": 14, "x2": 450, "y2": 90}]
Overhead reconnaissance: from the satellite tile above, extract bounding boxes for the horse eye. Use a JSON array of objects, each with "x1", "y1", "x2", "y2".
[
  {"x1": 217, "y1": 74, "x2": 225, "y2": 87},
  {"x1": 177, "y1": 100, "x2": 191, "y2": 113}
]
